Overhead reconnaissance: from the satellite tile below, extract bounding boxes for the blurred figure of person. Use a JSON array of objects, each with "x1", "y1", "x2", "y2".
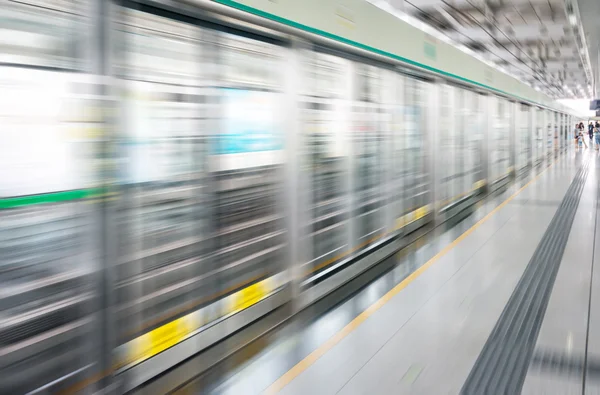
[
  {"x1": 589, "y1": 122, "x2": 595, "y2": 145},
  {"x1": 595, "y1": 123, "x2": 600, "y2": 151},
  {"x1": 575, "y1": 123, "x2": 582, "y2": 148},
  {"x1": 578, "y1": 129, "x2": 587, "y2": 149}
]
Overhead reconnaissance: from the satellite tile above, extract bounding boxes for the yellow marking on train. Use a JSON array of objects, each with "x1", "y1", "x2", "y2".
[
  {"x1": 122, "y1": 276, "x2": 278, "y2": 368},
  {"x1": 62, "y1": 154, "x2": 565, "y2": 393},
  {"x1": 128, "y1": 315, "x2": 197, "y2": 366},
  {"x1": 228, "y1": 277, "x2": 273, "y2": 314},
  {"x1": 263, "y1": 162, "x2": 556, "y2": 395},
  {"x1": 395, "y1": 205, "x2": 430, "y2": 231},
  {"x1": 123, "y1": 272, "x2": 267, "y2": 339}
]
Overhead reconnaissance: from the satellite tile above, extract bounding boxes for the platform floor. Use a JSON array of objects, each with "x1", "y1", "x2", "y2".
[{"x1": 173, "y1": 149, "x2": 600, "y2": 395}]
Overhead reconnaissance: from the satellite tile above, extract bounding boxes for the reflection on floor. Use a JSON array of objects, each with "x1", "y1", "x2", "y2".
[{"x1": 169, "y1": 168, "x2": 541, "y2": 395}]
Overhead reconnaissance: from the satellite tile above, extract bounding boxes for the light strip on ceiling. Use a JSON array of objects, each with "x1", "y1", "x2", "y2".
[
  {"x1": 365, "y1": 0, "x2": 555, "y2": 96},
  {"x1": 564, "y1": 0, "x2": 594, "y2": 91}
]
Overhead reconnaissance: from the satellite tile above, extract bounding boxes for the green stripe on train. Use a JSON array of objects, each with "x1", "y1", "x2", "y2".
[{"x1": 0, "y1": 188, "x2": 104, "y2": 209}]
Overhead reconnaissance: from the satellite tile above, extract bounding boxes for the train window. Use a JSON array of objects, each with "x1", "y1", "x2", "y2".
[{"x1": 1, "y1": 0, "x2": 84, "y2": 69}]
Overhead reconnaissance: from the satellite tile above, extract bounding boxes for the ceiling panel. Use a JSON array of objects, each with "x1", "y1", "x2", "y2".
[{"x1": 402, "y1": 0, "x2": 593, "y2": 98}]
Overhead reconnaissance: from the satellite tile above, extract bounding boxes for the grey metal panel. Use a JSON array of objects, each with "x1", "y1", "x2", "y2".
[
  {"x1": 297, "y1": 234, "x2": 405, "y2": 310},
  {"x1": 489, "y1": 174, "x2": 511, "y2": 193},
  {"x1": 439, "y1": 193, "x2": 476, "y2": 221},
  {"x1": 120, "y1": 287, "x2": 291, "y2": 392}
]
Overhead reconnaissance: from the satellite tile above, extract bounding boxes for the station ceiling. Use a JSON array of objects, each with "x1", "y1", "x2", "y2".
[{"x1": 379, "y1": 0, "x2": 599, "y2": 99}]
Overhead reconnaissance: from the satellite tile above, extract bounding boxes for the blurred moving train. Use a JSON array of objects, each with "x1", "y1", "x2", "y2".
[{"x1": 0, "y1": 0, "x2": 574, "y2": 393}]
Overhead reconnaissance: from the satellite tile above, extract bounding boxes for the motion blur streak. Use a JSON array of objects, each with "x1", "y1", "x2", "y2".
[{"x1": 0, "y1": 0, "x2": 573, "y2": 394}]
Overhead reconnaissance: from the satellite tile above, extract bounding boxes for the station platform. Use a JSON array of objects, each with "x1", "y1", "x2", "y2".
[{"x1": 141, "y1": 149, "x2": 600, "y2": 395}]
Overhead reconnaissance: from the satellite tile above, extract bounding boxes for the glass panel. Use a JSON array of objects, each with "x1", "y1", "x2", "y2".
[
  {"x1": 210, "y1": 31, "x2": 286, "y2": 309},
  {"x1": 0, "y1": 1, "x2": 84, "y2": 69},
  {"x1": 404, "y1": 78, "x2": 429, "y2": 213},
  {"x1": 492, "y1": 97, "x2": 512, "y2": 180},
  {"x1": 534, "y1": 108, "x2": 545, "y2": 166},
  {"x1": 517, "y1": 103, "x2": 531, "y2": 171},
  {"x1": 353, "y1": 64, "x2": 384, "y2": 244},
  {"x1": 114, "y1": 10, "x2": 208, "y2": 344},
  {"x1": 464, "y1": 90, "x2": 484, "y2": 186},
  {"x1": 391, "y1": 74, "x2": 405, "y2": 221},
  {"x1": 454, "y1": 89, "x2": 466, "y2": 194},
  {"x1": 301, "y1": 52, "x2": 350, "y2": 273},
  {"x1": 547, "y1": 110, "x2": 554, "y2": 159},
  {"x1": 438, "y1": 84, "x2": 455, "y2": 206},
  {"x1": 439, "y1": 86, "x2": 480, "y2": 206},
  {"x1": 0, "y1": 3, "x2": 98, "y2": 391}
]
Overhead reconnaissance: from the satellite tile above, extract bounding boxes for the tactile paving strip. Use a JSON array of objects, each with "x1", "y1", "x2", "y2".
[{"x1": 461, "y1": 157, "x2": 591, "y2": 395}]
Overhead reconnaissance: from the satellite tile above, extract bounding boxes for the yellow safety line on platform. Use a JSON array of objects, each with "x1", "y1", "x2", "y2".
[{"x1": 263, "y1": 160, "x2": 560, "y2": 394}]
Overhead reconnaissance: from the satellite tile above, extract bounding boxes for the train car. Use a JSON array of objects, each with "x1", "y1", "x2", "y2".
[{"x1": 0, "y1": 0, "x2": 576, "y2": 393}]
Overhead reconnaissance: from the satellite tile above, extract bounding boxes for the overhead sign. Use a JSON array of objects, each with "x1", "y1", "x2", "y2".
[{"x1": 590, "y1": 99, "x2": 600, "y2": 111}]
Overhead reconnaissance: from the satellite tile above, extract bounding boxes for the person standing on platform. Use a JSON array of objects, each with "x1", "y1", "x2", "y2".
[{"x1": 589, "y1": 122, "x2": 595, "y2": 146}]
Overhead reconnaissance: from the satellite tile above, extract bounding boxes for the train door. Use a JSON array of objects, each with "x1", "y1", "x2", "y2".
[
  {"x1": 299, "y1": 51, "x2": 352, "y2": 275},
  {"x1": 352, "y1": 63, "x2": 385, "y2": 248},
  {"x1": 113, "y1": 8, "x2": 289, "y2": 376},
  {"x1": 389, "y1": 72, "x2": 406, "y2": 230},
  {"x1": 490, "y1": 96, "x2": 513, "y2": 182},
  {"x1": 403, "y1": 77, "x2": 431, "y2": 221},
  {"x1": 438, "y1": 84, "x2": 457, "y2": 208},
  {"x1": 533, "y1": 107, "x2": 545, "y2": 167},
  {"x1": 113, "y1": 7, "x2": 209, "y2": 362},
  {"x1": 561, "y1": 114, "x2": 569, "y2": 150},
  {"x1": 516, "y1": 103, "x2": 531, "y2": 173},
  {"x1": 464, "y1": 90, "x2": 485, "y2": 189},
  {"x1": 546, "y1": 110, "x2": 554, "y2": 160},
  {"x1": 437, "y1": 84, "x2": 482, "y2": 213},
  {"x1": 209, "y1": 32, "x2": 286, "y2": 299},
  {"x1": 0, "y1": 1, "x2": 102, "y2": 392}
]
